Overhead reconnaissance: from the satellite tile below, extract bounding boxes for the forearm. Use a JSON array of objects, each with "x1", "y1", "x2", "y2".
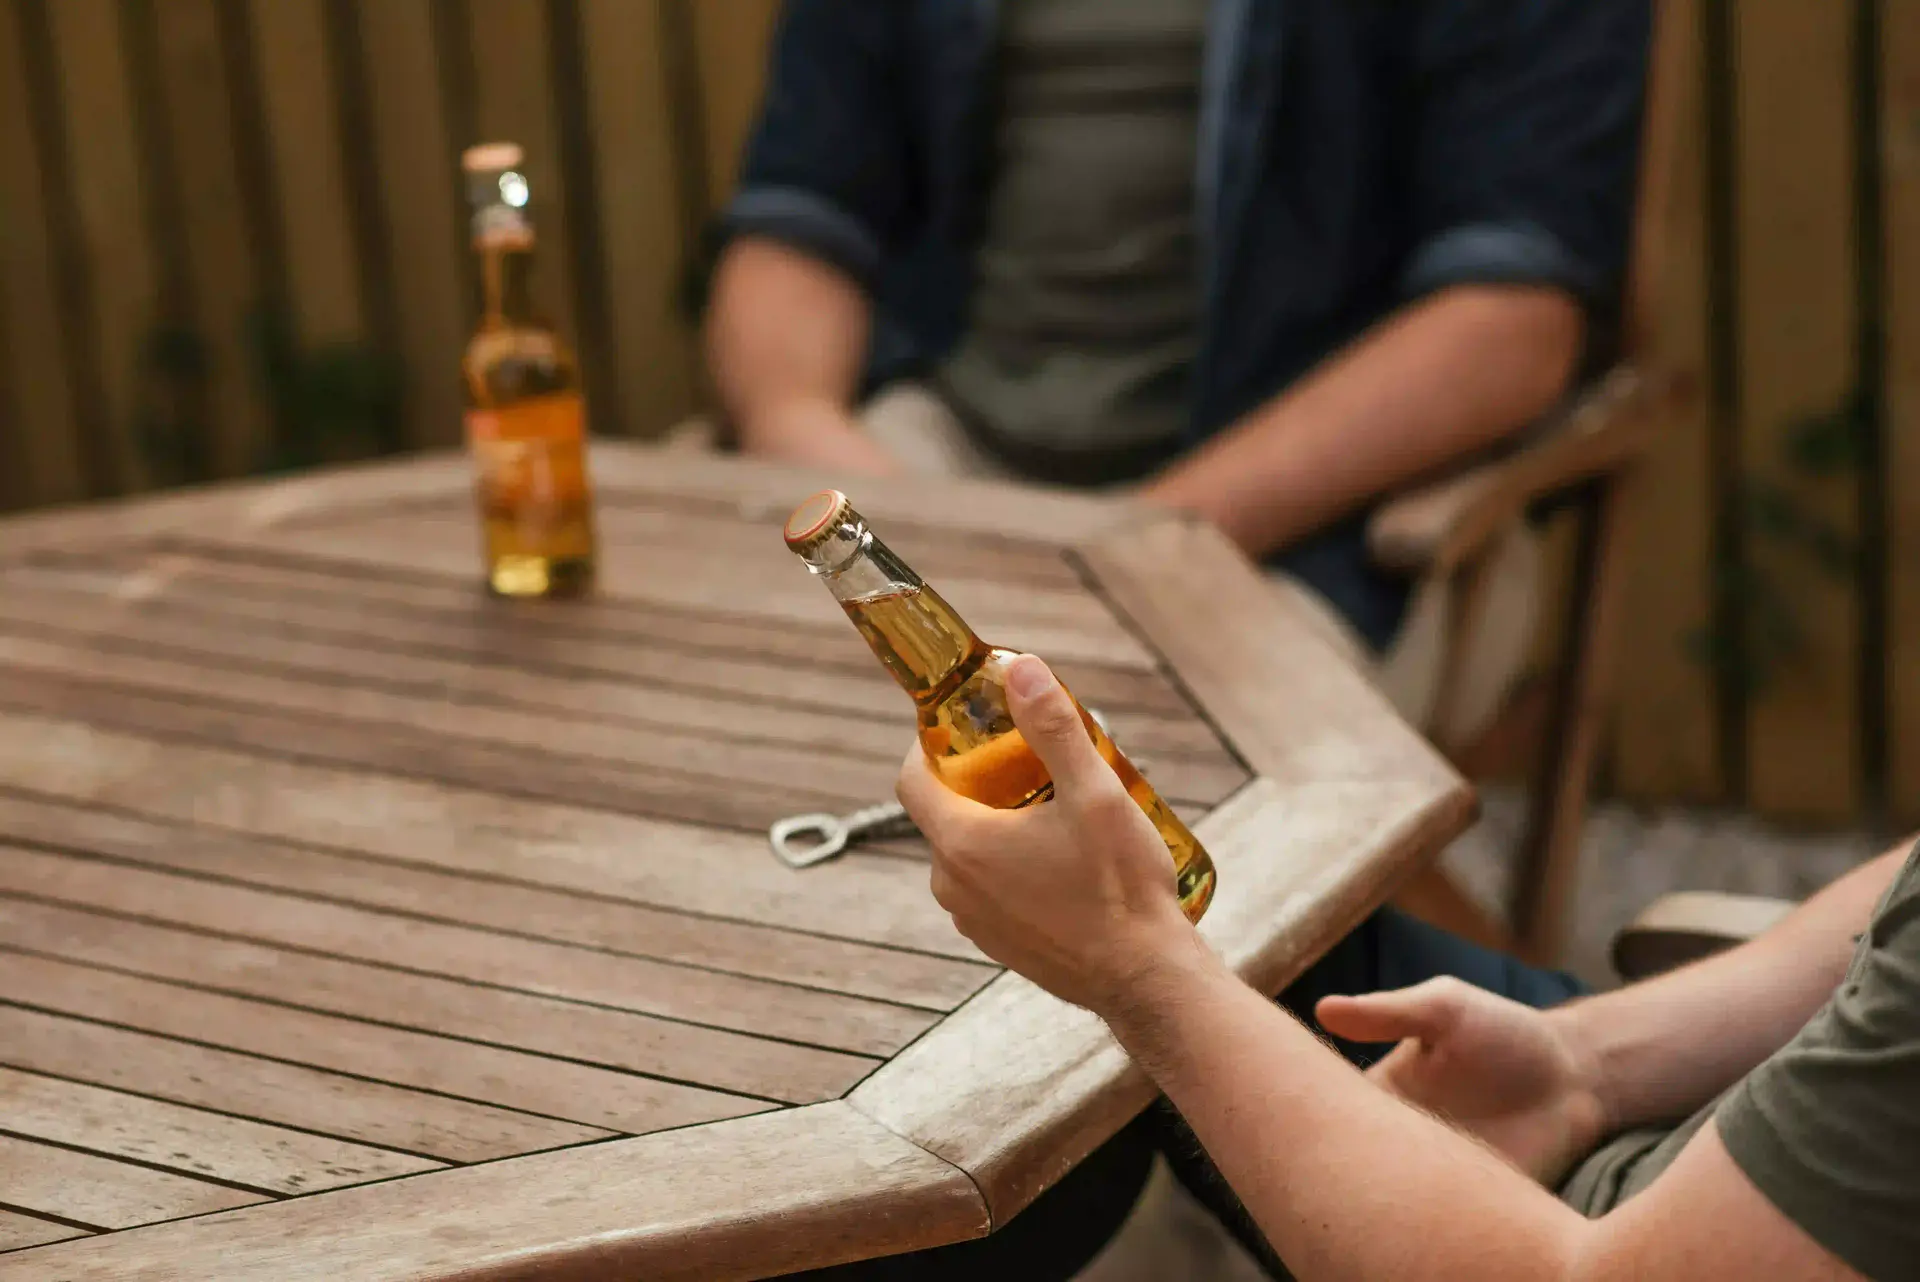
[
  {"x1": 1111, "y1": 944, "x2": 1592, "y2": 1281},
  {"x1": 1142, "y1": 285, "x2": 1582, "y2": 558},
  {"x1": 1553, "y1": 844, "x2": 1906, "y2": 1134},
  {"x1": 704, "y1": 236, "x2": 892, "y2": 473}
]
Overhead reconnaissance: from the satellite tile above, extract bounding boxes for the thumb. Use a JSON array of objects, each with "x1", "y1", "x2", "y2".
[
  {"x1": 1003, "y1": 654, "x2": 1113, "y2": 798},
  {"x1": 1315, "y1": 981, "x2": 1465, "y2": 1047}
]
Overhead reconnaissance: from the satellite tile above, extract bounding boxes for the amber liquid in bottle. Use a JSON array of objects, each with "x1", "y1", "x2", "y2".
[
  {"x1": 786, "y1": 492, "x2": 1216, "y2": 922},
  {"x1": 461, "y1": 142, "x2": 597, "y2": 598}
]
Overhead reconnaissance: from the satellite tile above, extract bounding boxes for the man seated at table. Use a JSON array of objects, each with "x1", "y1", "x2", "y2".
[
  {"x1": 889, "y1": 653, "x2": 1920, "y2": 1281},
  {"x1": 705, "y1": 0, "x2": 1650, "y2": 711}
]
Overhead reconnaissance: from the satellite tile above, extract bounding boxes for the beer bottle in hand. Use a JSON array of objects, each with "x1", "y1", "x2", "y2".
[{"x1": 784, "y1": 490, "x2": 1216, "y2": 922}]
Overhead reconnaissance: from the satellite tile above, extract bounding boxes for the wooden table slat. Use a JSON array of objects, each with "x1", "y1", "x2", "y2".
[
  {"x1": 0, "y1": 794, "x2": 996, "y2": 1012},
  {"x1": 185, "y1": 517, "x2": 1162, "y2": 672},
  {"x1": 0, "y1": 900, "x2": 879, "y2": 1106},
  {"x1": 585, "y1": 443, "x2": 1146, "y2": 547},
  {"x1": 0, "y1": 1134, "x2": 264, "y2": 1231},
  {"x1": 0, "y1": 667, "x2": 852, "y2": 834},
  {"x1": 0, "y1": 953, "x2": 765, "y2": 1135},
  {"x1": 0, "y1": 1006, "x2": 612, "y2": 1164},
  {"x1": 0, "y1": 632, "x2": 1245, "y2": 813},
  {"x1": 1080, "y1": 518, "x2": 1461, "y2": 792},
  {"x1": 0, "y1": 1103, "x2": 990, "y2": 1282},
  {"x1": 0, "y1": 846, "x2": 937, "y2": 1058},
  {"x1": 33, "y1": 544, "x2": 1174, "y2": 710},
  {"x1": 0, "y1": 1209, "x2": 87, "y2": 1253},
  {"x1": 0, "y1": 1067, "x2": 442, "y2": 1195},
  {"x1": 0, "y1": 714, "x2": 983, "y2": 959},
  {"x1": 1, "y1": 562, "x2": 1221, "y2": 764}
]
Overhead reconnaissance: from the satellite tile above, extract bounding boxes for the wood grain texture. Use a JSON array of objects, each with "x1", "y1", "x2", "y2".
[
  {"x1": 0, "y1": 708, "x2": 978, "y2": 958},
  {"x1": 1887, "y1": 1, "x2": 1920, "y2": 821},
  {"x1": 0, "y1": 0, "x2": 87, "y2": 504},
  {"x1": 1080, "y1": 516, "x2": 1461, "y2": 793},
  {"x1": 579, "y1": 0, "x2": 697, "y2": 438},
  {"x1": 0, "y1": 1104, "x2": 989, "y2": 1282},
  {"x1": 1613, "y1": 0, "x2": 1720, "y2": 804},
  {"x1": 0, "y1": 1133, "x2": 263, "y2": 1231},
  {"x1": 0, "y1": 1209, "x2": 85, "y2": 1253},
  {"x1": 849, "y1": 776, "x2": 1471, "y2": 1222},
  {"x1": 0, "y1": 651, "x2": 856, "y2": 832},
  {"x1": 6, "y1": 553, "x2": 1219, "y2": 777},
  {"x1": 42, "y1": 0, "x2": 152, "y2": 495},
  {"x1": 355, "y1": 0, "x2": 469, "y2": 448},
  {"x1": 246, "y1": 0, "x2": 363, "y2": 346},
  {"x1": 588, "y1": 443, "x2": 1149, "y2": 546},
  {"x1": 196, "y1": 509, "x2": 1162, "y2": 671},
  {"x1": 0, "y1": 1005, "x2": 611, "y2": 1164},
  {"x1": 0, "y1": 844, "x2": 936, "y2": 1059},
  {"x1": 1, "y1": 951, "x2": 761, "y2": 1135},
  {"x1": 0, "y1": 792, "x2": 994, "y2": 1012},
  {"x1": 0, "y1": 1066, "x2": 441, "y2": 1194},
  {"x1": 0, "y1": 620, "x2": 1238, "y2": 812},
  {"x1": 1733, "y1": 0, "x2": 1860, "y2": 820},
  {"x1": 8, "y1": 545, "x2": 1194, "y2": 730},
  {"x1": 148, "y1": 0, "x2": 267, "y2": 478},
  {"x1": 0, "y1": 897, "x2": 877, "y2": 1106}
]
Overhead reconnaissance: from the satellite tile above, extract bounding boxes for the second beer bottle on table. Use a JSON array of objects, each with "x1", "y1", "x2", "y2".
[
  {"x1": 784, "y1": 491, "x2": 1216, "y2": 923},
  {"x1": 460, "y1": 142, "x2": 598, "y2": 598}
]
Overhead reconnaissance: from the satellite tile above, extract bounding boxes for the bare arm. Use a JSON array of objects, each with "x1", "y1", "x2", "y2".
[
  {"x1": 1110, "y1": 946, "x2": 1859, "y2": 1282},
  {"x1": 1553, "y1": 846, "x2": 1902, "y2": 1134},
  {"x1": 1141, "y1": 284, "x2": 1583, "y2": 558},
  {"x1": 704, "y1": 236, "x2": 895, "y2": 475},
  {"x1": 900, "y1": 655, "x2": 1883, "y2": 1282}
]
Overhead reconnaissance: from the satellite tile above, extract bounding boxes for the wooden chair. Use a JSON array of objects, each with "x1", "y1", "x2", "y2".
[
  {"x1": 1382, "y1": 0, "x2": 1697, "y2": 964},
  {"x1": 1612, "y1": 892, "x2": 1794, "y2": 982}
]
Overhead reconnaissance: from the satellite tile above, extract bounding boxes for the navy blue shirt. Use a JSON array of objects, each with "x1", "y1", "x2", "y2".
[{"x1": 720, "y1": 0, "x2": 1651, "y2": 647}]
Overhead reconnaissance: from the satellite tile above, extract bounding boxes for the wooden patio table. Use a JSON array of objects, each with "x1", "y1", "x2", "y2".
[{"x1": 0, "y1": 447, "x2": 1472, "y2": 1280}]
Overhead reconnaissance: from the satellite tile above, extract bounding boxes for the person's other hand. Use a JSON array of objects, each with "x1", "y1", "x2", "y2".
[
  {"x1": 895, "y1": 654, "x2": 1204, "y2": 1015},
  {"x1": 1316, "y1": 981, "x2": 1608, "y2": 1185}
]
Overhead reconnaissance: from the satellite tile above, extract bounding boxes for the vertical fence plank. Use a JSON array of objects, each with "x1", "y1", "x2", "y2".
[
  {"x1": 463, "y1": 0, "x2": 579, "y2": 348},
  {"x1": 1733, "y1": 1, "x2": 1861, "y2": 821},
  {"x1": 579, "y1": 0, "x2": 695, "y2": 439},
  {"x1": 44, "y1": 0, "x2": 153, "y2": 494},
  {"x1": 147, "y1": 0, "x2": 269, "y2": 478},
  {"x1": 1614, "y1": 0, "x2": 1722, "y2": 803},
  {"x1": 247, "y1": 0, "x2": 365, "y2": 347},
  {"x1": 690, "y1": 0, "x2": 783, "y2": 210},
  {"x1": 1885, "y1": 0, "x2": 1920, "y2": 822},
  {"x1": 0, "y1": 0, "x2": 88, "y2": 506},
  {"x1": 355, "y1": 0, "x2": 469, "y2": 448}
]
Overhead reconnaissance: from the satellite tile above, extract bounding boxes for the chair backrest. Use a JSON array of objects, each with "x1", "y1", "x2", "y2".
[{"x1": 1622, "y1": 0, "x2": 1697, "y2": 362}]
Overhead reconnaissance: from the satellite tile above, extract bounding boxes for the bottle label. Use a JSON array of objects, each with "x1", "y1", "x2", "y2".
[
  {"x1": 466, "y1": 393, "x2": 591, "y2": 510},
  {"x1": 466, "y1": 392, "x2": 586, "y2": 445}
]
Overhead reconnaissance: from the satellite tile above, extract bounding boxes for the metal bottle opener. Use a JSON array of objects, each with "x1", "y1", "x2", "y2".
[
  {"x1": 769, "y1": 800, "x2": 919, "y2": 869},
  {"x1": 770, "y1": 709, "x2": 1114, "y2": 869}
]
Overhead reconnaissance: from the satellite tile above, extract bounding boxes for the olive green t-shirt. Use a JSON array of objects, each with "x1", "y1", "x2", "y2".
[
  {"x1": 936, "y1": 0, "x2": 1207, "y2": 470},
  {"x1": 1558, "y1": 844, "x2": 1920, "y2": 1280}
]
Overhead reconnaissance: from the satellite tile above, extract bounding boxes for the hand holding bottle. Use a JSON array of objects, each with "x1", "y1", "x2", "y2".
[{"x1": 896, "y1": 653, "x2": 1203, "y2": 1015}]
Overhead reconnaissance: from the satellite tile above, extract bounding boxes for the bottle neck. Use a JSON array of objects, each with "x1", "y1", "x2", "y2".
[
  {"x1": 476, "y1": 238, "x2": 539, "y2": 327},
  {"x1": 800, "y1": 527, "x2": 984, "y2": 703}
]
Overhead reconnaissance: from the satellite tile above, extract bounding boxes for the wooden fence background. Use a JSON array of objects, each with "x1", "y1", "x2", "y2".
[{"x1": 0, "y1": 0, "x2": 1916, "y2": 827}]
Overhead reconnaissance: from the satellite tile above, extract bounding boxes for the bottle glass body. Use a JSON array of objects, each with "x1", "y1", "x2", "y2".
[
  {"x1": 789, "y1": 496, "x2": 1216, "y2": 922},
  {"x1": 461, "y1": 151, "x2": 597, "y2": 598}
]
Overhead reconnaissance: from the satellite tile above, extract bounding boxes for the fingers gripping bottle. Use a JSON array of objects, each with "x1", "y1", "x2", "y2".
[{"x1": 783, "y1": 491, "x2": 1215, "y2": 922}]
